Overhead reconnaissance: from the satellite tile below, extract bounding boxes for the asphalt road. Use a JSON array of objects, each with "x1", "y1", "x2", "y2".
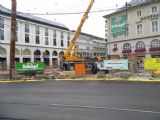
[{"x1": 0, "y1": 81, "x2": 160, "y2": 120}]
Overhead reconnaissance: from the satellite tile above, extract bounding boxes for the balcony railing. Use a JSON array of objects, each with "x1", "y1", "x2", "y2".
[
  {"x1": 122, "y1": 49, "x2": 132, "y2": 53},
  {"x1": 149, "y1": 47, "x2": 160, "y2": 52},
  {"x1": 134, "y1": 48, "x2": 146, "y2": 53},
  {"x1": 112, "y1": 48, "x2": 118, "y2": 52}
]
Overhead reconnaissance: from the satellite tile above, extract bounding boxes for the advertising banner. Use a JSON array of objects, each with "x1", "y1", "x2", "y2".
[
  {"x1": 111, "y1": 15, "x2": 127, "y2": 36},
  {"x1": 144, "y1": 58, "x2": 160, "y2": 70},
  {"x1": 103, "y1": 59, "x2": 128, "y2": 70},
  {"x1": 16, "y1": 62, "x2": 45, "y2": 72}
]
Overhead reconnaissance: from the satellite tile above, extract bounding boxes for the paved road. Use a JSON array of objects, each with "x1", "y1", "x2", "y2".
[{"x1": 0, "y1": 81, "x2": 160, "y2": 120}]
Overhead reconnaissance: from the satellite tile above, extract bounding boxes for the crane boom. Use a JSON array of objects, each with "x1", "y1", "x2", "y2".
[{"x1": 64, "y1": 0, "x2": 94, "y2": 61}]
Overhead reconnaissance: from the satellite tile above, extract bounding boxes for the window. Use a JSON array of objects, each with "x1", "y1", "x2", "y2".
[
  {"x1": 61, "y1": 32, "x2": 63, "y2": 39},
  {"x1": 113, "y1": 35, "x2": 117, "y2": 38},
  {"x1": 61, "y1": 32, "x2": 64, "y2": 47},
  {"x1": 136, "y1": 41, "x2": 145, "y2": 49},
  {"x1": 0, "y1": 18, "x2": 4, "y2": 28},
  {"x1": 0, "y1": 18, "x2": 4, "y2": 40},
  {"x1": 53, "y1": 30, "x2": 56, "y2": 37},
  {"x1": 152, "y1": 20, "x2": 158, "y2": 32},
  {"x1": 61, "y1": 39, "x2": 64, "y2": 47},
  {"x1": 151, "y1": 6, "x2": 157, "y2": 14},
  {"x1": 35, "y1": 26, "x2": 40, "y2": 44},
  {"x1": 67, "y1": 41, "x2": 70, "y2": 47},
  {"x1": 25, "y1": 34, "x2": 29, "y2": 43},
  {"x1": 36, "y1": 36, "x2": 40, "y2": 44},
  {"x1": 125, "y1": 26, "x2": 129, "y2": 36},
  {"x1": 123, "y1": 43, "x2": 131, "y2": 50},
  {"x1": 67, "y1": 33, "x2": 70, "y2": 46},
  {"x1": 53, "y1": 30, "x2": 57, "y2": 46},
  {"x1": 53, "y1": 38, "x2": 57, "y2": 46},
  {"x1": 67, "y1": 33, "x2": 70, "y2": 40},
  {"x1": 137, "y1": 10, "x2": 141, "y2": 17},
  {"x1": 0, "y1": 29, "x2": 4, "y2": 40},
  {"x1": 114, "y1": 44, "x2": 117, "y2": 48},
  {"x1": 36, "y1": 26, "x2": 40, "y2": 34},
  {"x1": 45, "y1": 28, "x2": 48, "y2": 36},
  {"x1": 151, "y1": 39, "x2": 160, "y2": 48},
  {"x1": 136, "y1": 24, "x2": 142, "y2": 35},
  {"x1": 45, "y1": 37, "x2": 49, "y2": 45},
  {"x1": 25, "y1": 24, "x2": 29, "y2": 33},
  {"x1": 25, "y1": 24, "x2": 30, "y2": 43},
  {"x1": 45, "y1": 28, "x2": 49, "y2": 45}
]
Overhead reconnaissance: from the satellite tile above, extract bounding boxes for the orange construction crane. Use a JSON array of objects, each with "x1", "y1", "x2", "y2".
[{"x1": 63, "y1": 0, "x2": 94, "y2": 62}]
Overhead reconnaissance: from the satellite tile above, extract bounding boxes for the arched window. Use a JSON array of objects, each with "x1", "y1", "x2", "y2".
[
  {"x1": 52, "y1": 51, "x2": 58, "y2": 56},
  {"x1": 123, "y1": 43, "x2": 131, "y2": 50},
  {"x1": 34, "y1": 49, "x2": 41, "y2": 55},
  {"x1": 150, "y1": 39, "x2": 160, "y2": 48},
  {"x1": 122, "y1": 43, "x2": 132, "y2": 53},
  {"x1": 59, "y1": 51, "x2": 64, "y2": 56},
  {"x1": 0, "y1": 46, "x2": 6, "y2": 55},
  {"x1": 43, "y1": 50, "x2": 50, "y2": 56},
  {"x1": 23, "y1": 49, "x2": 31, "y2": 55},
  {"x1": 136, "y1": 41, "x2": 145, "y2": 49}
]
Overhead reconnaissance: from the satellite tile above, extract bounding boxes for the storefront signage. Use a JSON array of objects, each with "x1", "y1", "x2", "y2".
[
  {"x1": 111, "y1": 15, "x2": 127, "y2": 36},
  {"x1": 103, "y1": 59, "x2": 128, "y2": 70},
  {"x1": 140, "y1": 13, "x2": 159, "y2": 21},
  {"x1": 144, "y1": 58, "x2": 160, "y2": 69},
  {"x1": 16, "y1": 62, "x2": 45, "y2": 72}
]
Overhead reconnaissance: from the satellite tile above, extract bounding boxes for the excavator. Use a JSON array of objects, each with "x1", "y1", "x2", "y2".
[{"x1": 60, "y1": 0, "x2": 97, "y2": 73}]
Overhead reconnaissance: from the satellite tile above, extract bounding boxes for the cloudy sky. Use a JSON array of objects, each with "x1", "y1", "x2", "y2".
[{"x1": 1, "y1": 0, "x2": 130, "y2": 37}]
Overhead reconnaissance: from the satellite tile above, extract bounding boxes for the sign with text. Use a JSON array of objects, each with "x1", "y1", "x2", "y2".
[
  {"x1": 144, "y1": 58, "x2": 160, "y2": 70},
  {"x1": 16, "y1": 62, "x2": 45, "y2": 72},
  {"x1": 103, "y1": 59, "x2": 128, "y2": 70}
]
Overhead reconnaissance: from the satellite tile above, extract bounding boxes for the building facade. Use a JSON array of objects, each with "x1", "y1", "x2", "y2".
[
  {"x1": 0, "y1": 5, "x2": 106, "y2": 69},
  {"x1": 0, "y1": 4, "x2": 73, "y2": 69},
  {"x1": 103, "y1": 0, "x2": 160, "y2": 61},
  {"x1": 76, "y1": 32, "x2": 107, "y2": 58}
]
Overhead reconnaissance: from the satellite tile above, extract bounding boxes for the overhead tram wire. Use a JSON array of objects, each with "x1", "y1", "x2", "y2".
[
  {"x1": 3, "y1": 0, "x2": 121, "y2": 16},
  {"x1": 22, "y1": 7, "x2": 123, "y2": 16},
  {"x1": 21, "y1": 1, "x2": 86, "y2": 16}
]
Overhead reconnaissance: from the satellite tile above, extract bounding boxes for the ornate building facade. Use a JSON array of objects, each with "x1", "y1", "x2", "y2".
[{"x1": 103, "y1": 0, "x2": 160, "y2": 61}]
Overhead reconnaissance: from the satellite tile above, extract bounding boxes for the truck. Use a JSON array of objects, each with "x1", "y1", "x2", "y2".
[{"x1": 60, "y1": 0, "x2": 97, "y2": 74}]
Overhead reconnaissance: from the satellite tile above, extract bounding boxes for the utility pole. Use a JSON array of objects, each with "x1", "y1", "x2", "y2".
[{"x1": 9, "y1": 0, "x2": 17, "y2": 79}]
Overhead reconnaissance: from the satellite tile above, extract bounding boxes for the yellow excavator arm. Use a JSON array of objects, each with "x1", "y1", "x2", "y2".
[{"x1": 64, "y1": 0, "x2": 94, "y2": 61}]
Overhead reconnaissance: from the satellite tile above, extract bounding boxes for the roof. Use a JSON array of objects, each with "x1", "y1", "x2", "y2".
[
  {"x1": 0, "y1": 4, "x2": 69, "y2": 31},
  {"x1": 103, "y1": 0, "x2": 160, "y2": 18},
  {"x1": 71, "y1": 30, "x2": 105, "y2": 40}
]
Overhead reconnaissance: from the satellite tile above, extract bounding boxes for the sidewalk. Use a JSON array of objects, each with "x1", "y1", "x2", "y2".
[{"x1": 0, "y1": 76, "x2": 160, "y2": 83}]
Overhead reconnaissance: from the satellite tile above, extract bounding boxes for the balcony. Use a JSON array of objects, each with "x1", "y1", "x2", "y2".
[
  {"x1": 112, "y1": 48, "x2": 118, "y2": 52},
  {"x1": 134, "y1": 48, "x2": 146, "y2": 53},
  {"x1": 122, "y1": 49, "x2": 132, "y2": 53},
  {"x1": 149, "y1": 47, "x2": 160, "y2": 52}
]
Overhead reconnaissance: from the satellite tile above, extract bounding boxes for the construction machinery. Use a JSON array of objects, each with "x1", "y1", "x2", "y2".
[
  {"x1": 63, "y1": 0, "x2": 94, "y2": 62},
  {"x1": 60, "y1": 0, "x2": 96, "y2": 73}
]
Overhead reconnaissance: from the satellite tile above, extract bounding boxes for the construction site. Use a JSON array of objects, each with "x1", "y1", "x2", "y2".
[{"x1": 0, "y1": 0, "x2": 160, "y2": 81}]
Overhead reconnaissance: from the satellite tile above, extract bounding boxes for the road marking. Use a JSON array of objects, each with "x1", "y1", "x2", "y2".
[
  {"x1": 2, "y1": 102, "x2": 160, "y2": 114},
  {"x1": 50, "y1": 103, "x2": 160, "y2": 114}
]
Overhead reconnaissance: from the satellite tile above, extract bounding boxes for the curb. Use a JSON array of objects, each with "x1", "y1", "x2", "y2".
[
  {"x1": 55, "y1": 78, "x2": 160, "y2": 82},
  {"x1": 0, "y1": 78, "x2": 160, "y2": 83},
  {"x1": 0, "y1": 79, "x2": 46, "y2": 83}
]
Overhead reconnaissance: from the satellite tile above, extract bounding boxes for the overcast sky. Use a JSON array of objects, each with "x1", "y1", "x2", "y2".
[{"x1": 1, "y1": 0, "x2": 130, "y2": 37}]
